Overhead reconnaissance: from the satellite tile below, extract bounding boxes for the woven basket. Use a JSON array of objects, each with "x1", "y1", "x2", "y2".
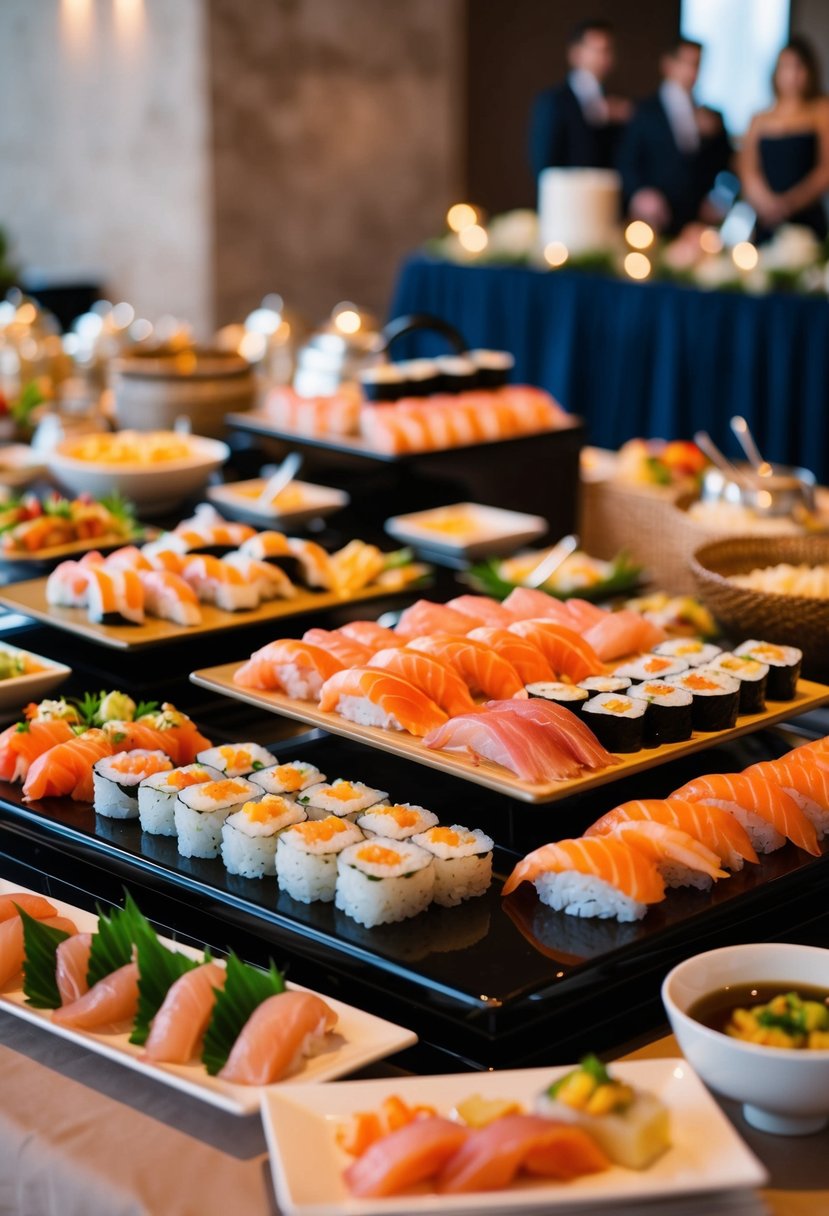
[{"x1": 690, "y1": 535, "x2": 829, "y2": 676}]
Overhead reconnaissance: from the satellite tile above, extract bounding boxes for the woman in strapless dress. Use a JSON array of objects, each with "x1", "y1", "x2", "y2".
[{"x1": 739, "y1": 37, "x2": 829, "y2": 241}]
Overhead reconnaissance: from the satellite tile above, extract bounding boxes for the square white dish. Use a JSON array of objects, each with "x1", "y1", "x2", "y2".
[
  {"x1": 207, "y1": 479, "x2": 349, "y2": 527},
  {"x1": 385, "y1": 503, "x2": 548, "y2": 559},
  {"x1": 0, "y1": 642, "x2": 71, "y2": 711},
  {"x1": 0, "y1": 878, "x2": 417, "y2": 1116},
  {"x1": 261, "y1": 1059, "x2": 767, "y2": 1216},
  {"x1": 0, "y1": 444, "x2": 48, "y2": 490}
]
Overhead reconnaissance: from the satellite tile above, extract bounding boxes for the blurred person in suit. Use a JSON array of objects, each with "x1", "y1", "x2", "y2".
[
  {"x1": 617, "y1": 38, "x2": 732, "y2": 234},
  {"x1": 529, "y1": 19, "x2": 632, "y2": 180},
  {"x1": 739, "y1": 36, "x2": 829, "y2": 242}
]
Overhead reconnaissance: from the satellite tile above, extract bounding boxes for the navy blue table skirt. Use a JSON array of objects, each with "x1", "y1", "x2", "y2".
[{"x1": 389, "y1": 254, "x2": 829, "y2": 481}]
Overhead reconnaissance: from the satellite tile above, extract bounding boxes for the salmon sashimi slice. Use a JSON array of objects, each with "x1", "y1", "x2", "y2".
[
  {"x1": 603, "y1": 820, "x2": 728, "y2": 888},
  {"x1": 438, "y1": 1115, "x2": 609, "y2": 1193},
  {"x1": 344, "y1": 1117, "x2": 471, "y2": 1199},
  {"x1": 467, "y1": 627, "x2": 556, "y2": 685},
  {"x1": 103, "y1": 720, "x2": 211, "y2": 767},
  {"x1": 0, "y1": 892, "x2": 57, "y2": 922},
  {"x1": 484, "y1": 699, "x2": 617, "y2": 771},
  {"x1": 339, "y1": 621, "x2": 405, "y2": 650},
  {"x1": 502, "y1": 836, "x2": 666, "y2": 907},
  {"x1": 583, "y1": 611, "x2": 667, "y2": 662},
  {"x1": 52, "y1": 961, "x2": 139, "y2": 1029},
  {"x1": 23, "y1": 729, "x2": 114, "y2": 803},
  {"x1": 675, "y1": 771, "x2": 820, "y2": 856},
  {"x1": 0, "y1": 915, "x2": 78, "y2": 988},
  {"x1": 234, "y1": 639, "x2": 345, "y2": 698},
  {"x1": 502, "y1": 587, "x2": 577, "y2": 623},
  {"x1": 757, "y1": 754, "x2": 829, "y2": 839},
  {"x1": 395, "y1": 600, "x2": 475, "y2": 639},
  {"x1": 586, "y1": 798, "x2": 758, "y2": 870},
  {"x1": 446, "y1": 595, "x2": 518, "y2": 628},
  {"x1": 302, "y1": 628, "x2": 372, "y2": 668},
  {"x1": 558, "y1": 598, "x2": 608, "y2": 630},
  {"x1": 408, "y1": 633, "x2": 527, "y2": 700},
  {"x1": 423, "y1": 712, "x2": 582, "y2": 782},
  {"x1": 0, "y1": 719, "x2": 76, "y2": 783},
  {"x1": 368, "y1": 647, "x2": 478, "y2": 718},
  {"x1": 319, "y1": 668, "x2": 448, "y2": 737},
  {"x1": 56, "y1": 932, "x2": 93, "y2": 1005},
  {"x1": 508, "y1": 620, "x2": 604, "y2": 682},
  {"x1": 218, "y1": 989, "x2": 336, "y2": 1085},
  {"x1": 144, "y1": 960, "x2": 227, "y2": 1063}
]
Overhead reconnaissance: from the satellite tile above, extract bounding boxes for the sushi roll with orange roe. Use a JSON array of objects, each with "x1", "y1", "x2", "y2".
[
  {"x1": 276, "y1": 816, "x2": 364, "y2": 903},
  {"x1": 93, "y1": 749, "x2": 173, "y2": 819}
]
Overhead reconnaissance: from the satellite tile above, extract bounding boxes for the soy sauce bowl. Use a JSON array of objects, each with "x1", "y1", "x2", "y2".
[{"x1": 662, "y1": 943, "x2": 829, "y2": 1136}]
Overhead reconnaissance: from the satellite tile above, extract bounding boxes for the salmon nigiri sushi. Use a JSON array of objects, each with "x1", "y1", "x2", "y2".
[
  {"x1": 502, "y1": 836, "x2": 665, "y2": 921},
  {"x1": 423, "y1": 712, "x2": 581, "y2": 782},
  {"x1": 339, "y1": 621, "x2": 405, "y2": 651},
  {"x1": 602, "y1": 820, "x2": 728, "y2": 889},
  {"x1": 395, "y1": 599, "x2": 474, "y2": 639},
  {"x1": 302, "y1": 627, "x2": 372, "y2": 668},
  {"x1": 754, "y1": 754, "x2": 829, "y2": 839},
  {"x1": 218, "y1": 989, "x2": 336, "y2": 1085},
  {"x1": 85, "y1": 565, "x2": 145, "y2": 626},
  {"x1": 137, "y1": 570, "x2": 202, "y2": 627},
  {"x1": 446, "y1": 595, "x2": 517, "y2": 628},
  {"x1": 368, "y1": 647, "x2": 478, "y2": 718},
  {"x1": 143, "y1": 960, "x2": 227, "y2": 1064},
  {"x1": 583, "y1": 611, "x2": 667, "y2": 663},
  {"x1": 408, "y1": 634, "x2": 526, "y2": 700},
  {"x1": 467, "y1": 627, "x2": 556, "y2": 685},
  {"x1": 508, "y1": 620, "x2": 604, "y2": 683},
  {"x1": 52, "y1": 960, "x2": 139, "y2": 1029},
  {"x1": 344, "y1": 1117, "x2": 471, "y2": 1199},
  {"x1": 0, "y1": 718, "x2": 76, "y2": 783},
  {"x1": 234, "y1": 639, "x2": 345, "y2": 699},
  {"x1": 55, "y1": 932, "x2": 93, "y2": 1005},
  {"x1": 673, "y1": 771, "x2": 820, "y2": 856},
  {"x1": 319, "y1": 668, "x2": 447, "y2": 737},
  {"x1": 0, "y1": 915, "x2": 78, "y2": 988},
  {"x1": 23, "y1": 728, "x2": 114, "y2": 803},
  {"x1": 586, "y1": 798, "x2": 758, "y2": 871}
]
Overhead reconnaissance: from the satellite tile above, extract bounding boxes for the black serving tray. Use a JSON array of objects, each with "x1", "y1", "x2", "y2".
[{"x1": 1, "y1": 724, "x2": 828, "y2": 1071}]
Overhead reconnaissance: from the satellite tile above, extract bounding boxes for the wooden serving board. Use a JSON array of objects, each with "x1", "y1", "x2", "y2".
[
  {"x1": 190, "y1": 662, "x2": 829, "y2": 805},
  {"x1": 0, "y1": 579, "x2": 399, "y2": 652}
]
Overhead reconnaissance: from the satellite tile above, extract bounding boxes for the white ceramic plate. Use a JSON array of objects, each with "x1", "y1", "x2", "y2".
[
  {"x1": 261, "y1": 1060, "x2": 768, "y2": 1216},
  {"x1": 207, "y1": 478, "x2": 349, "y2": 527},
  {"x1": 0, "y1": 879, "x2": 417, "y2": 1116},
  {"x1": 385, "y1": 503, "x2": 547, "y2": 559},
  {"x1": 0, "y1": 642, "x2": 71, "y2": 710},
  {"x1": 0, "y1": 445, "x2": 48, "y2": 490}
]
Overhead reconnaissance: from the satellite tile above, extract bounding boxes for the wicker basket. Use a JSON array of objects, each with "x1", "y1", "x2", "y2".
[{"x1": 690, "y1": 535, "x2": 829, "y2": 677}]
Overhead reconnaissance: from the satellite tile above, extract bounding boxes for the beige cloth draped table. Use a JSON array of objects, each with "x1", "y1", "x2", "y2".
[{"x1": 1, "y1": 1010, "x2": 826, "y2": 1215}]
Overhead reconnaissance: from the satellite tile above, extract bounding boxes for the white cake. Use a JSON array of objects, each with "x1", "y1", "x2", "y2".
[{"x1": 538, "y1": 168, "x2": 621, "y2": 255}]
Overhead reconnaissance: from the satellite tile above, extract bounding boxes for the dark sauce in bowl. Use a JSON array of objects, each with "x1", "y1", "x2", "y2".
[{"x1": 690, "y1": 983, "x2": 829, "y2": 1035}]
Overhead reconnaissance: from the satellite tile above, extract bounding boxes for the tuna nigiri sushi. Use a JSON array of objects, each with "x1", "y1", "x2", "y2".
[
  {"x1": 52, "y1": 960, "x2": 139, "y2": 1030},
  {"x1": 23, "y1": 729, "x2": 114, "y2": 803},
  {"x1": 586, "y1": 798, "x2": 758, "y2": 871},
  {"x1": 502, "y1": 836, "x2": 666, "y2": 921},
  {"x1": 218, "y1": 989, "x2": 337, "y2": 1085},
  {"x1": 446, "y1": 595, "x2": 517, "y2": 628},
  {"x1": 602, "y1": 820, "x2": 728, "y2": 889},
  {"x1": 0, "y1": 718, "x2": 76, "y2": 783},
  {"x1": 55, "y1": 932, "x2": 93, "y2": 1005},
  {"x1": 674, "y1": 771, "x2": 820, "y2": 856},
  {"x1": 302, "y1": 627, "x2": 372, "y2": 668},
  {"x1": 508, "y1": 620, "x2": 604, "y2": 683},
  {"x1": 344, "y1": 1118, "x2": 471, "y2": 1199},
  {"x1": 0, "y1": 915, "x2": 77, "y2": 988},
  {"x1": 319, "y1": 668, "x2": 448, "y2": 737},
  {"x1": 423, "y1": 712, "x2": 582, "y2": 782},
  {"x1": 467, "y1": 627, "x2": 556, "y2": 685},
  {"x1": 0, "y1": 892, "x2": 57, "y2": 922},
  {"x1": 368, "y1": 647, "x2": 478, "y2": 718},
  {"x1": 438, "y1": 1115, "x2": 609, "y2": 1194},
  {"x1": 395, "y1": 600, "x2": 474, "y2": 639},
  {"x1": 234, "y1": 639, "x2": 345, "y2": 699},
  {"x1": 408, "y1": 634, "x2": 526, "y2": 700},
  {"x1": 484, "y1": 698, "x2": 616, "y2": 771},
  {"x1": 143, "y1": 960, "x2": 227, "y2": 1064},
  {"x1": 339, "y1": 621, "x2": 404, "y2": 651}
]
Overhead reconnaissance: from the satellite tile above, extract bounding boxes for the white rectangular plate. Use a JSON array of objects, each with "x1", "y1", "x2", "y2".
[
  {"x1": 261, "y1": 1060, "x2": 768, "y2": 1216},
  {"x1": 385, "y1": 503, "x2": 547, "y2": 558},
  {"x1": 207, "y1": 479, "x2": 350, "y2": 527},
  {"x1": 0, "y1": 878, "x2": 417, "y2": 1116}
]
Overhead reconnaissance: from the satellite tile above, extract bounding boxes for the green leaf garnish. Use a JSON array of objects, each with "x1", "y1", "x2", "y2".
[
  {"x1": 202, "y1": 953, "x2": 285, "y2": 1076},
  {"x1": 134, "y1": 700, "x2": 160, "y2": 720},
  {"x1": 15, "y1": 721, "x2": 30, "y2": 734},
  {"x1": 549, "y1": 1052, "x2": 612, "y2": 1097},
  {"x1": 87, "y1": 892, "x2": 153, "y2": 988},
  {"x1": 382, "y1": 547, "x2": 414, "y2": 570},
  {"x1": 72, "y1": 690, "x2": 104, "y2": 728},
  {"x1": 19, "y1": 906, "x2": 72, "y2": 1009},
  {"x1": 130, "y1": 928, "x2": 203, "y2": 1046},
  {"x1": 463, "y1": 550, "x2": 643, "y2": 604}
]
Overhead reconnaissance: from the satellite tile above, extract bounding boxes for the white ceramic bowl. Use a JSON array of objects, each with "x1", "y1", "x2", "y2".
[
  {"x1": 47, "y1": 432, "x2": 230, "y2": 516},
  {"x1": 206, "y1": 478, "x2": 349, "y2": 527},
  {"x1": 0, "y1": 445, "x2": 48, "y2": 491},
  {"x1": 663, "y1": 943, "x2": 829, "y2": 1136},
  {"x1": 0, "y1": 642, "x2": 71, "y2": 712}
]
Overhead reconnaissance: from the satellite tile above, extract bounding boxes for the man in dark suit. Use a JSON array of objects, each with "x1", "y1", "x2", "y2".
[
  {"x1": 617, "y1": 38, "x2": 733, "y2": 234},
  {"x1": 529, "y1": 20, "x2": 632, "y2": 180}
]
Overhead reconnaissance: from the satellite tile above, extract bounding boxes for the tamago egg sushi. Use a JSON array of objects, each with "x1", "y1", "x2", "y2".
[
  {"x1": 298, "y1": 778, "x2": 388, "y2": 822},
  {"x1": 175, "y1": 777, "x2": 261, "y2": 858},
  {"x1": 196, "y1": 742, "x2": 278, "y2": 778},
  {"x1": 138, "y1": 762, "x2": 223, "y2": 836},
  {"x1": 221, "y1": 794, "x2": 307, "y2": 878},
  {"x1": 276, "y1": 816, "x2": 364, "y2": 904},
  {"x1": 93, "y1": 750, "x2": 173, "y2": 819},
  {"x1": 411, "y1": 825, "x2": 494, "y2": 906},
  {"x1": 357, "y1": 803, "x2": 438, "y2": 841},
  {"x1": 249, "y1": 760, "x2": 325, "y2": 797},
  {"x1": 335, "y1": 837, "x2": 435, "y2": 927}
]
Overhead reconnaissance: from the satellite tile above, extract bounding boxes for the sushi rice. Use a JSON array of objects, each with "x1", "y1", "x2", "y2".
[
  {"x1": 93, "y1": 749, "x2": 173, "y2": 819},
  {"x1": 357, "y1": 802, "x2": 439, "y2": 841},
  {"x1": 733, "y1": 639, "x2": 802, "y2": 700},
  {"x1": 249, "y1": 760, "x2": 325, "y2": 796},
  {"x1": 175, "y1": 777, "x2": 261, "y2": 859},
  {"x1": 138, "y1": 762, "x2": 223, "y2": 836},
  {"x1": 411, "y1": 824, "x2": 494, "y2": 906},
  {"x1": 535, "y1": 871, "x2": 648, "y2": 922},
  {"x1": 196, "y1": 743, "x2": 278, "y2": 778},
  {"x1": 653, "y1": 639, "x2": 722, "y2": 668},
  {"x1": 221, "y1": 795, "x2": 307, "y2": 878},
  {"x1": 298, "y1": 779, "x2": 388, "y2": 821},
  {"x1": 276, "y1": 816, "x2": 364, "y2": 904},
  {"x1": 335, "y1": 837, "x2": 435, "y2": 927},
  {"x1": 614, "y1": 655, "x2": 689, "y2": 682}
]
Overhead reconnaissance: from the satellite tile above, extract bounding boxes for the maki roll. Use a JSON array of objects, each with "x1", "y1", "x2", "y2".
[
  {"x1": 335, "y1": 837, "x2": 435, "y2": 927},
  {"x1": 358, "y1": 363, "x2": 407, "y2": 404},
  {"x1": 357, "y1": 802, "x2": 439, "y2": 841},
  {"x1": 411, "y1": 824, "x2": 494, "y2": 906},
  {"x1": 276, "y1": 816, "x2": 364, "y2": 903},
  {"x1": 138, "y1": 762, "x2": 223, "y2": 836},
  {"x1": 709, "y1": 653, "x2": 769, "y2": 714},
  {"x1": 196, "y1": 742, "x2": 278, "y2": 778},
  {"x1": 581, "y1": 694, "x2": 646, "y2": 753},
  {"x1": 93, "y1": 749, "x2": 173, "y2": 819},
  {"x1": 652, "y1": 639, "x2": 722, "y2": 668},
  {"x1": 249, "y1": 759, "x2": 325, "y2": 797},
  {"x1": 174, "y1": 777, "x2": 261, "y2": 859},
  {"x1": 628, "y1": 682, "x2": 693, "y2": 746},
  {"x1": 396, "y1": 358, "x2": 442, "y2": 397},
  {"x1": 298, "y1": 778, "x2": 388, "y2": 822},
  {"x1": 526, "y1": 682, "x2": 590, "y2": 709},
  {"x1": 734, "y1": 639, "x2": 802, "y2": 700},
  {"x1": 220, "y1": 794, "x2": 307, "y2": 878},
  {"x1": 433, "y1": 355, "x2": 477, "y2": 394},
  {"x1": 614, "y1": 655, "x2": 689, "y2": 682},
  {"x1": 667, "y1": 669, "x2": 740, "y2": 732},
  {"x1": 467, "y1": 349, "x2": 515, "y2": 389},
  {"x1": 578, "y1": 676, "x2": 632, "y2": 699}
]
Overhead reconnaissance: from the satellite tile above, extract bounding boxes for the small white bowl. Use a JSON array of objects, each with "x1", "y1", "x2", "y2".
[
  {"x1": 48, "y1": 433, "x2": 229, "y2": 516},
  {"x1": 207, "y1": 478, "x2": 349, "y2": 527},
  {"x1": 663, "y1": 943, "x2": 829, "y2": 1136},
  {"x1": 0, "y1": 642, "x2": 71, "y2": 712},
  {"x1": 0, "y1": 445, "x2": 47, "y2": 491},
  {"x1": 385, "y1": 502, "x2": 547, "y2": 559}
]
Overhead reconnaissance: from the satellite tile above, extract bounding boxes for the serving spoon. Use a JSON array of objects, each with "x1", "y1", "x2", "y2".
[
  {"x1": 524, "y1": 533, "x2": 579, "y2": 589},
  {"x1": 256, "y1": 450, "x2": 303, "y2": 507},
  {"x1": 731, "y1": 416, "x2": 773, "y2": 478}
]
